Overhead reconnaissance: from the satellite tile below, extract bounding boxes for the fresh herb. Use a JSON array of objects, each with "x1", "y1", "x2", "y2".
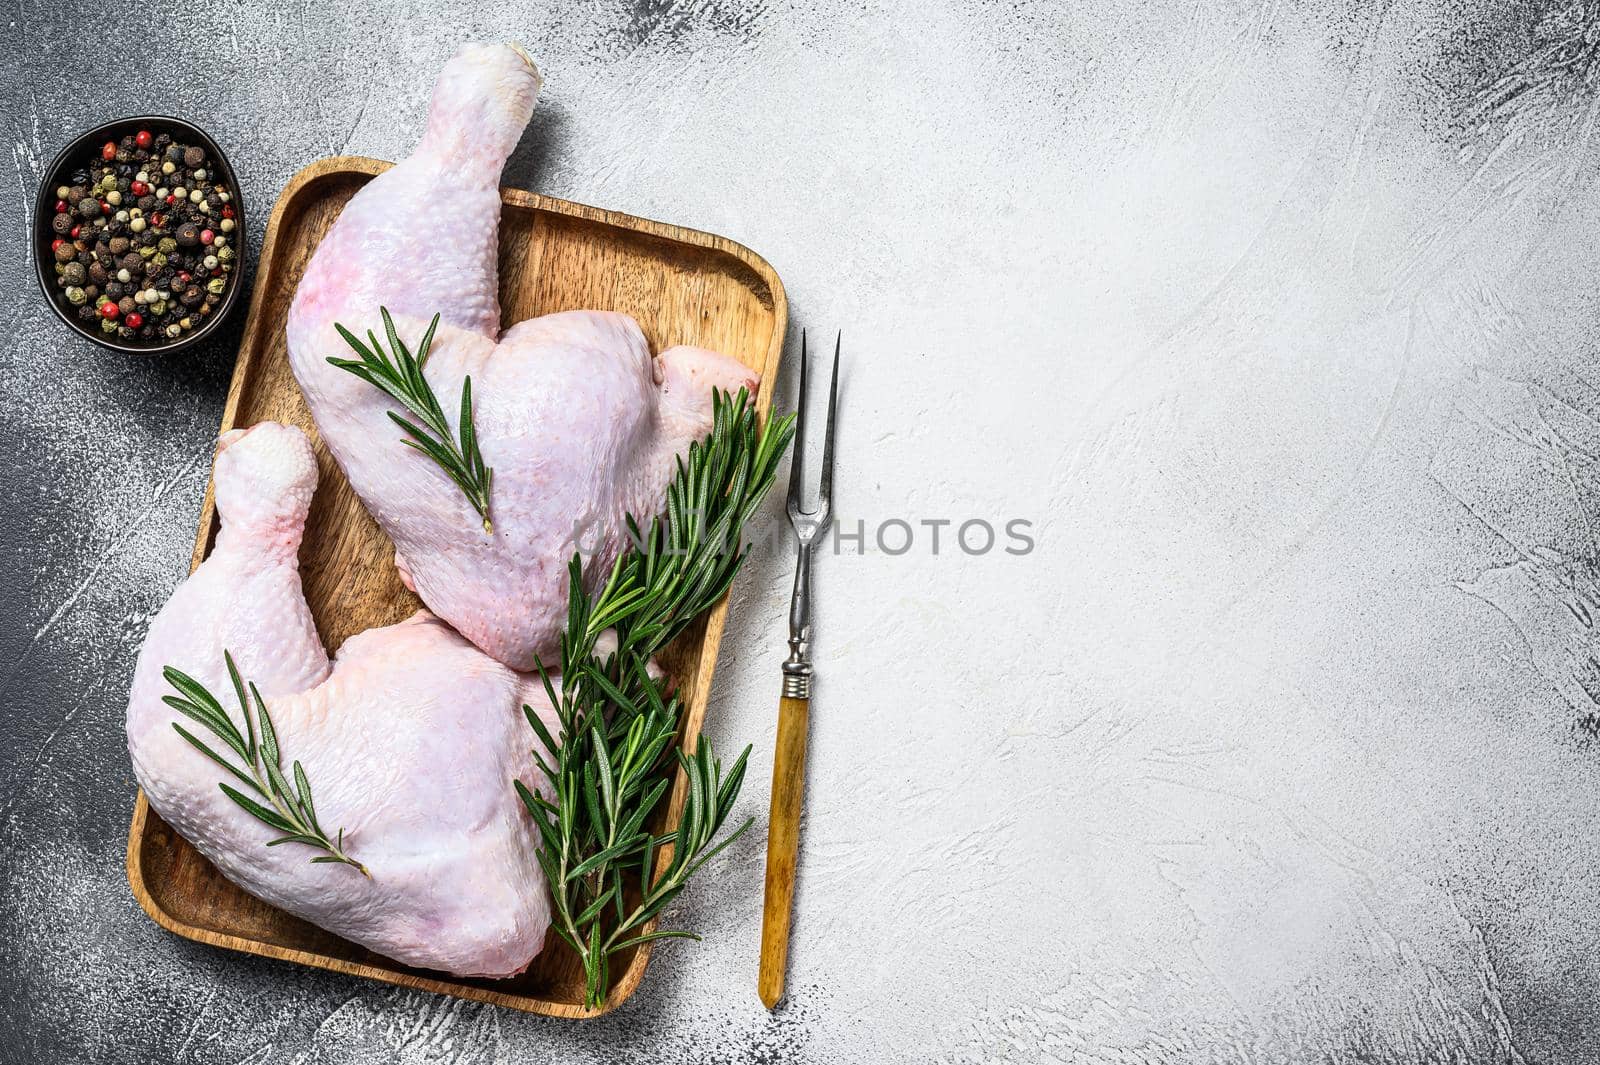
[
  {"x1": 328, "y1": 306, "x2": 495, "y2": 534},
  {"x1": 517, "y1": 387, "x2": 795, "y2": 1009},
  {"x1": 163, "y1": 651, "x2": 367, "y2": 876}
]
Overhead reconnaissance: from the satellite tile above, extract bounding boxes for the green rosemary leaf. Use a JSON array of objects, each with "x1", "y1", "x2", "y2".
[
  {"x1": 162, "y1": 668, "x2": 244, "y2": 752},
  {"x1": 608, "y1": 929, "x2": 702, "y2": 952},
  {"x1": 163, "y1": 656, "x2": 366, "y2": 875},
  {"x1": 639, "y1": 833, "x2": 659, "y2": 893},
  {"x1": 591, "y1": 723, "x2": 617, "y2": 816},
  {"x1": 683, "y1": 817, "x2": 753, "y2": 880},
  {"x1": 576, "y1": 884, "x2": 619, "y2": 926},
  {"x1": 164, "y1": 696, "x2": 245, "y2": 760},
  {"x1": 580, "y1": 665, "x2": 635, "y2": 717},
  {"x1": 330, "y1": 323, "x2": 375, "y2": 363},
  {"x1": 513, "y1": 386, "x2": 796, "y2": 1008},
  {"x1": 217, "y1": 655, "x2": 250, "y2": 760},
  {"x1": 291, "y1": 760, "x2": 318, "y2": 828},
  {"x1": 714, "y1": 745, "x2": 753, "y2": 834},
  {"x1": 581, "y1": 761, "x2": 605, "y2": 835},
  {"x1": 171, "y1": 723, "x2": 263, "y2": 795},
  {"x1": 614, "y1": 778, "x2": 669, "y2": 843},
  {"x1": 331, "y1": 307, "x2": 494, "y2": 535},
  {"x1": 219, "y1": 782, "x2": 295, "y2": 833},
  {"x1": 415, "y1": 312, "x2": 439, "y2": 370},
  {"x1": 252, "y1": 682, "x2": 280, "y2": 768},
  {"x1": 524, "y1": 705, "x2": 559, "y2": 759}
]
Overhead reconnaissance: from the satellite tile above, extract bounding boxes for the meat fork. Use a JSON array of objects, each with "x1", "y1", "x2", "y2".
[{"x1": 758, "y1": 330, "x2": 839, "y2": 1009}]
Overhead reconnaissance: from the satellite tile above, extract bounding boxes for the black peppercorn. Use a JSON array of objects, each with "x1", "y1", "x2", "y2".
[
  {"x1": 50, "y1": 212, "x2": 72, "y2": 235},
  {"x1": 175, "y1": 222, "x2": 200, "y2": 247},
  {"x1": 61, "y1": 262, "x2": 85, "y2": 285},
  {"x1": 53, "y1": 242, "x2": 75, "y2": 263},
  {"x1": 88, "y1": 261, "x2": 108, "y2": 286},
  {"x1": 181, "y1": 285, "x2": 202, "y2": 306},
  {"x1": 76, "y1": 197, "x2": 101, "y2": 219},
  {"x1": 183, "y1": 146, "x2": 204, "y2": 167},
  {"x1": 105, "y1": 281, "x2": 124, "y2": 298}
]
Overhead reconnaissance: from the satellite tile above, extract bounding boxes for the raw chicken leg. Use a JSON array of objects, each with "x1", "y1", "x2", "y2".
[
  {"x1": 127, "y1": 423, "x2": 555, "y2": 978},
  {"x1": 287, "y1": 42, "x2": 758, "y2": 670}
]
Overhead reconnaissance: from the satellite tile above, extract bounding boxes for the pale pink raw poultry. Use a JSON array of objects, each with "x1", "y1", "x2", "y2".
[
  {"x1": 286, "y1": 42, "x2": 758, "y2": 670},
  {"x1": 126, "y1": 422, "x2": 555, "y2": 978}
]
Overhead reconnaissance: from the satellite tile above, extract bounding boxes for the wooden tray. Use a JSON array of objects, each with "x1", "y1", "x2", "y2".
[{"x1": 125, "y1": 157, "x2": 786, "y2": 1017}]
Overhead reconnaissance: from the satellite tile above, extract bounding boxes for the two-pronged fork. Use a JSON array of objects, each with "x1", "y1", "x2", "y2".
[{"x1": 758, "y1": 331, "x2": 839, "y2": 1010}]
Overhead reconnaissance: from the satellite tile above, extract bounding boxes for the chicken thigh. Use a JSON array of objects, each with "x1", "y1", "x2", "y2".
[
  {"x1": 126, "y1": 422, "x2": 555, "y2": 978},
  {"x1": 286, "y1": 42, "x2": 758, "y2": 670}
]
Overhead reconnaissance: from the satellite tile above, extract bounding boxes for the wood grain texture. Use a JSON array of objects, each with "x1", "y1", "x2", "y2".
[
  {"x1": 758, "y1": 692, "x2": 811, "y2": 1009},
  {"x1": 124, "y1": 156, "x2": 786, "y2": 1019}
]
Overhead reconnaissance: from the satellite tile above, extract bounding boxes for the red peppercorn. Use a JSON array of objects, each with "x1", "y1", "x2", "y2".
[
  {"x1": 135, "y1": 129, "x2": 152, "y2": 150},
  {"x1": 99, "y1": 201, "x2": 109, "y2": 215},
  {"x1": 50, "y1": 238, "x2": 63, "y2": 252},
  {"x1": 178, "y1": 271, "x2": 191, "y2": 283},
  {"x1": 125, "y1": 312, "x2": 144, "y2": 329},
  {"x1": 165, "y1": 194, "x2": 175, "y2": 205},
  {"x1": 130, "y1": 181, "x2": 148, "y2": 196},
  {"x1": 99, "y1": 301, "x2": 120, "y2": 319},
  {"x1": 150, "y1": 213, "x2": 164, "y2": 227},
  {"x1": 54, "y1": 199, "x2": 67, "y2": 213},
  {"x1": 101, "y1": 141, "x2": 116, "y2": 161},
  {"x1": 221, "y1": 205, "x2": 234, "y2": 219},
  {"x1": 70, "y1": 225, "x2": 80, "y2": 238},
  {"x1": 200, "y1": 229, "x2": 215, "y2": 245}
]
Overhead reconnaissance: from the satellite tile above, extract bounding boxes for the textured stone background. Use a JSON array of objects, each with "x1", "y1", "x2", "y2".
[{"x1": 6, "y1": 0, "x2": 1600, "y2": 1061}]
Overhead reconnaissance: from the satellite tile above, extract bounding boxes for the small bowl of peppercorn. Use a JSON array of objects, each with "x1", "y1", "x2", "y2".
[{"x1": 34, "y1": 117, "x2": 246, "y2": 353}]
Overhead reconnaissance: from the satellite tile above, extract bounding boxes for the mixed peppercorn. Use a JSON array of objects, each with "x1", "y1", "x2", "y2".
[{"x1": 45, "y1": 128, "x2": 238, "y2": 345}]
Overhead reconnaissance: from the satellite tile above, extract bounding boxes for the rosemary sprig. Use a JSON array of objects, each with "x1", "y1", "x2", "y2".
[
  {"x1": 328, "y1": 306, "x2": 495, "y2": 534},
  {"x1": 163, "y1": 651, "x2": 367, "y2": 876},
  {"x1": 517, "y1": 387, "x2": 795, "y2": 1009}
]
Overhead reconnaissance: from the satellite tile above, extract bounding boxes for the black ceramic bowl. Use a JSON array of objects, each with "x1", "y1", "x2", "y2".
[{"x1": 33, "y1": 116, "x2": 246, "y2": 354}]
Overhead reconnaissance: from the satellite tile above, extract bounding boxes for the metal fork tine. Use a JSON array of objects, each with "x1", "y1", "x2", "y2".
[
  {"x1": 787, "y1": 330, "x2": 808, "y2": 515},
  {"x1": 818, "y1": 332, "x2": 840, "y2": 509}
]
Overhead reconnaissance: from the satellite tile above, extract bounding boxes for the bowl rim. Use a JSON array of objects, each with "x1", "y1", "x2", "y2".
[{"x1": 33, "y1": 115, "x2": 247, "y2": 355}]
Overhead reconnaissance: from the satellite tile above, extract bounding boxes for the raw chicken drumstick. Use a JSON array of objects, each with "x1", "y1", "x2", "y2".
[
  {"x1": 287, "y1": 42, "x2": 759, "y2": 670},
  {"x1": 126, "y1": 423, "x2": 556, "y2": 978}
]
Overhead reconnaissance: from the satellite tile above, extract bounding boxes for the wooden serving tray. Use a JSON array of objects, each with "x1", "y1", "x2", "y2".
[{"x1": 125, "y1": 157, "x2": 785, "y2": 1017}]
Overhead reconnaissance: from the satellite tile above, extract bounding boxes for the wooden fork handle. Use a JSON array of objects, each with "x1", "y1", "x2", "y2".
[{"x1": 758, "y1": 691, "x2": 811, "y2": 1009}]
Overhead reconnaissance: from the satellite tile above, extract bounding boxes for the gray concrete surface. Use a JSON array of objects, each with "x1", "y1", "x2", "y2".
[{"x1": 6, "y1": 0, "x2": 1600, "y2": 1061}]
